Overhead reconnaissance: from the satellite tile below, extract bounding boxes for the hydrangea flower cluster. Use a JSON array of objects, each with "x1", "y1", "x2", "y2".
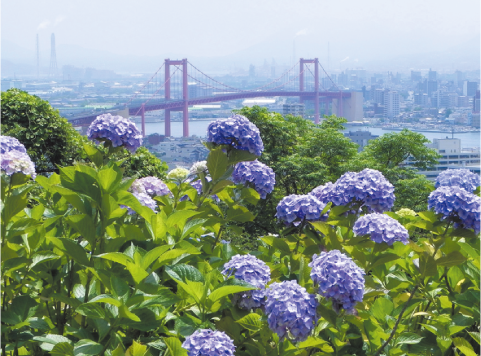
[
  {"x1": 131, "y1": 176, "x2": 170, "y2": 197},
  {"x1": 328, "y1": 169, "x2": 395, "y2": 213},
  {"x1": 428, "y1": 186, "x2": 480, "y2": 234},
  {"x1": 87, "y1": 113, "x2": 142, "y2": 153},
  {"x1": 0, "y1": 136, "x2": 27, "y2": 154},
  {"x1": 309, "y1": 182, "x2": 335, "y2": 204},
  {"x1": 182, "y1": 329, "x2": 235, "y2": 356},
  {"x1": 166, "y1": 167, "x2": 190, "y2": 181},
  {"x1": 309, "y1": 250, "x2": 365, "y2": 311},
  {"x1": 396, "y1": 208, "x2": 417, "y2": 217},
  {"x1": 222, "y1": 254, "x2": 271, "y2": 310},
  {"x1": 122, "y1": 192, "x2": 157, "y2": 215},
  {"x1": 232, "y1": 160, "x2": 275, "y2": 199},
  {"x1": 276, "y1": 194, "x2": 327, "y2": 225},
  {"x1": 353, "y1": 213, "x2": 409, "y2": 245},
  {"x1": 189, "y1": 160, "x2": 208, "y2": 175},
  {"x1": 207, "y1": 114, "x2": 264, "y2": 156},
  {"x1": 435, "y1": 169, "x2": 480, "y2": 192},
  {"x1": 265, "y1": 280, "x2": 318, "y2": 342},
  {"x1": 0, "y1": 136, "x2": 36, "y2": 179}
]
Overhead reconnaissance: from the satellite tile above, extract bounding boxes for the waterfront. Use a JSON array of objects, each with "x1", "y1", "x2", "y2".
[{"x1": 143, "y1": 120, "x2": 481, "y2": 149}]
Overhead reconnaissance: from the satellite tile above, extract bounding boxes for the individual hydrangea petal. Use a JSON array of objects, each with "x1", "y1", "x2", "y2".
[
  {"x1": 189, "y1": 160, "x2": 208, "y2": 175},
  {"x1": 310, "y1": 182, "x2": 336, "y2": 204},
  {"x1": 121, "y1": 191, "x2": 157, "y2": 215},
  {"x1": 167, "y1": 167, "x2": 190, "y2": 181},
  {"x1": 0, "y1": 136, "x2": 27, "y2": 154},
  {"x1": 182, "y1": 329, "x2": 235, "y2": 356},
  {"x1": 265, "y1": 280, "x2": 318, "y2": 342},
  {"x1": 87, "y1": 113, "x2": 142, "y2": 153},
  {"x1": 222, "y1": 254, "x2": 271, "y2": 310},
  {"x1": 328, "y1": 169, "x2": 394, "y2": 213},
  {"x1": 232, "y1": 160, "x2": 275, "y2": 199},
  {"x1": 353, "y1": 213, "x2": 409, "y2": 245},
  {"x1": 131, "y1": 176, "x2": 170, "y2": 197},
  {"x1": 428, "y1": 186, "x2": 480, "y2": 234},
  {"x1": 396, "y1": 208, "x2": 417, "y2": 217},
  {"x1": 309, "y1": 250, "x2": 365, "y2": 311},
  {"x1": 207, "y1": 114, "x2": 264, "y2": 156},
  {"x1": 1, "y1": 150, "x2": 36, "y2": 179},
  {"x1": 435, "y1": 169, "x2": 480, "y2": 192},
  {"x1": 276, "y1": 194, "x2": 327, "y2": 225}
]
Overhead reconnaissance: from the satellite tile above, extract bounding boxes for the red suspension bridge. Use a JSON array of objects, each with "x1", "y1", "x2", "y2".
[{"x1": 69, "y1": 58, "x2": 353, "y2": 137}]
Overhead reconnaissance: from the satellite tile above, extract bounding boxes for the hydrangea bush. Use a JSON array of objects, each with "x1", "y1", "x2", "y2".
[
  {"x1": 435, "y1": 168, "x2": 480, "y2": 192},
  {"x1": 1, "y1": 112, "x2": 479, "y2": 356},
  {"x1": 232, "y1": 160, "x2": 275, "y2": 199}
]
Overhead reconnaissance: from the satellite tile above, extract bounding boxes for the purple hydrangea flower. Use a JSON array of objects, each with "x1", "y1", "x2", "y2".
[
  {"x1": 232, "y1": 160, "x2": 275, "y2": 199},
  {"x1": 310, "y1": 182, "x2": 336, "y2": 204},
  {"x1": 435, "y1": 169, "x2": 480, "y2": 193},
  {"x1": 182, "y1": 329, "x2": 235, "y2": 356},
  {"x1": 353, "y1": 213, "x2": 409, "y2": 246},
  {"x1": 222, "y1": 254, "x2": 271, "y2": 310},
  {"x1": 0, "y1": 136, "x2": 27, "y2": 154},
  {"x1": 131, "y1": 176, "x2": 170, "y2": 197},
  {"x1": 328, "y1": 169, "x2": 395, "y2": 213},
  {"x1": 265, "y1": 280, "x2": 318, "y2": 342},
  {"x1": 1, "y1": 150, "x2": 36, "y2": 179},
  {"x1": 428, "y1": 186, "x2": 480, "y2": 234},
  {"x1": 309, "y1": 250, "x2": 365, "y2": 312},
  {"x1": 122, "y1": 191, "x2": 157, "y2": 215},
  {"x1": 276, "y1": 194, "x2": 327, "y2": 225},
  {"x1": 87, "y1": 113, "x2": 142, "y2": 153},
  {"x1": 207, "y1": 114, "x2": 264, "y2": 156}
]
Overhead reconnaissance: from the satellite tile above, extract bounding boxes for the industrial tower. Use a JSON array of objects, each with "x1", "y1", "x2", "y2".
[{"x1": 49, "y1": 33, "x2": 58, "y2": 78}]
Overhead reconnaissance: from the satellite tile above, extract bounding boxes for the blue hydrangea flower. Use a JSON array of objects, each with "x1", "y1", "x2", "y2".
[
  {"x1": 182, "y1": 329, "x2": 235, "y2": 356},
  {"x1": 328, "y1": 169, "x2": 394, "y2": 213},
  {"x1": 265, "y1": 280, "x2": 318, "y2": 342},
  {"x1": 1, "y1": 150, "x2": 36, "y2": 179},
  {"x1": 122, "y1": 191, "x2": 157, "y2": 215},
  {"x1": 428, "y1": 186, "x2": 480, "y2": 234},
  {"x1": 310, "y1": 182, "x2": 336, "y2": 204},
  {"x1": 87, "y1": 113, "x2": 142, "y2": 153},
  {"x1": 222, "y1": 254, "x2": 271, "y2": 310},
  {"x1": 309, "y1": 250, "x2": 365, "y2": 312},
  {"x1": 276, "y1": 194, "x2": 327, "y2": 225},
  {"x1": 353, "y1": 213, "x2": 409, "y2": 245},
  {"x1": 0, "y1": 136, "x2": 27, "y2": 154},
  {"x1": 232, "y1": 160, "x2": 275, "y2": 199},
  {"x1": 131, "y1": 176, "x2": 170, "y2": 197},
  {"x1": 207, "y1": 114, "x2": 264, "y2": 156},
  {"x1": 435, "y1": 169, "x2": 480, "y2": 192}
]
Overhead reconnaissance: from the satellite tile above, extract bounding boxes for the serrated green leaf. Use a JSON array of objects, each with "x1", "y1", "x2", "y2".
[
  {"x1": 236, "y1": 313, "x2": 262, "y2": 331},
  {"x1": 74, "y1": 339, "x2": 103, "y2": 356},
  {"x1": 453, "y1": 337, "x2": 477, "y2": 356},
  {"x1": 395, "y1": 332, "x2": 424, "y2": 345},
  {"x1": 51, "y1": 342, "x2": 74, "y2": 356},
  {"x1": 163, "y1": 337, "x2": 187, "y2": 356},
  {"x1": 207, "y1": 147, "x2": 229, "y2": 180},
  {"x1": 48, "y1": 237, "x2": 90, "y2": 266},
  {"x1": 436, "y1": 251, "x2": 467, "y2": 267},
  {"x1": 88, "y1": 294, "x2": 122, "y2": 307},
  {"x1": 76, "y1": 304, "x2": 106, "y2": 319}
]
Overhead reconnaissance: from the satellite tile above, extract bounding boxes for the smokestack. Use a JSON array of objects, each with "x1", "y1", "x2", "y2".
[{"x1": 49, "y1": 33, "x2": 58, "y2": 78}]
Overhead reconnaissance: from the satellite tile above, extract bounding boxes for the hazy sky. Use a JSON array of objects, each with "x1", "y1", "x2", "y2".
[{"x1": 2, "y1": 0, "x2": 480, "y2": 70}]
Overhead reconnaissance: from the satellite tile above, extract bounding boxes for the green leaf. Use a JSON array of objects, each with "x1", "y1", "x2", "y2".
[
  {"x1": 98, "y1": 165, "x2": 122, "y2": 194},
  {"x1": 369, "y1": 253, "x2": 400, "y2": 270},
  {"x1": 396, "y1": 332, "x2": 424, "y2": 345},
  {"x1": 48, "y1": 237, "x2": 90, "y2": 266},
  {"x1": 166, "y1": 264, "x2": 204, "y2": 283},
  {"x1": 436, "y1": 251, "x2": 467, "y2": 267},
  {"x1": 2, "y1": 295, "x2": 38, "y2": 324},
  {"x1": 261, "y1": 235, "x2": 290, "y2": 254},
  {"x1": 316, "y1": 303, "x2": 337, "y2": 325},
  {"x1": 111, "y1": 276, "x2": 130, "y2": 298},
  {"x1": 141, "y1": 245, "x2": 171, "y2": 270},
  {"x1": 177, "y1": 280, "x2": 205, "y2": 304},
  {"x1": 226, "y1": 205, "x2": 255, "y2": 222},
  {"x1": 96, "y1": 252, "x2": 134, "y2": 266},
  {"x1": 127, "y1": 340, "x2": 148, "y2": 356},
  {"x1": 50, "y1": 186, "x2": 88, "y2": 214},
  {"x1": 468, "y1": 332, "x2": 480, "y2": 345},
  {"x1": 30, "y1": 252, "x2": 59, "y2": 268},
  {"x1": 76, "y1": 304, "x2": 106, "y2": 319},
  {"x1": 236, "y1": 313, "x2": 262, "y2": 331},
  {"x1": 2, "y1": 190, "x2": 28, "y2": 224},
  {"x1": 453, "y1": 337, "x2": 477, "y2": 356},
  {"x1": 83, "y1": 143, "x2": 103, "y2": 168},
  {"x1": 182, "y1": 218, "x2": 207, "y2": 239},
  {"x1": 207, "y1": 147, "x2": 230, "y2": 180},
  {"x1": 208, "y1": 284, "x2": 256, "y2": 304},
  {"x1": 166, "y1": 210, "x2": 199, "y2": 230},
  {"x1": 51, "y1": 342, "x2": 74, "y2": 356},
  {"x1": 210, "y1": 179, "x2": 233, "y2": 195},
  {"x1": 126, "y1": 262, "x2": 149, "y2": 285},
  {"x1": 297, "y1": 336, "x2": 328, "y2": 349},
  {"x1": 227, "y1": 149, "x2": 258, "y2": 164},
  {"x1": 65, "y1": 214, "x2": 96, "y2": 246},
  {"x1": 240, "y1": 187, "x2": 260, "y2": 205},
  {"x1": 417, "y1": 211, "x2": 438, "y2": 222},
  {"x1": 74, "y1": 340, "x2": 103, "y2": 356},
  {"x1": 88, "y1": 294, "x2": 122, "y2": 307},
  {"x1": 419, "y1": 253, "x2": 438, "y2": 277},
  {"x1": 163, "y1": 337, "x2": 187, "y2": 356},
  {"x1": 119, "y1": 304, "x2": 141, "y2": 322},
  {"x1": 371, "y1": 297, "x2": 394, "y2": 322}
]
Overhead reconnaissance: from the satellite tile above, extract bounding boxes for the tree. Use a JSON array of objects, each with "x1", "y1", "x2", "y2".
[{"x1": 1, "y1": 89, "x2": 84, "y2": 173}]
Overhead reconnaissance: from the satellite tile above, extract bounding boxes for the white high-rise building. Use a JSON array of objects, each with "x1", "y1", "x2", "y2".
[{"x1": 384, "y1": 91, "x2": 400, "y2": 119}]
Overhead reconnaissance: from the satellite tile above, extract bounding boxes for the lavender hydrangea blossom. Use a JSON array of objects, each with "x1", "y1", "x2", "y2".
[
  {"x1": 428, "y1": 186, "x2": 480, "y2": 234},
  {"x1": 265, "y1": 280, "x2": 318, "y2": 342},
  {"x1": 435, "y1": 169, "x2": 480, "y2": 192},
  {"x1": 182, "y1": 329, "x2": 235, "y2": 356},
  {"x1": 328, "y1": 169, "x2": 395, "y2": 213},
  {"x1": 222, "y1": 254, "x2": 271, "y2": 310},
  {"x1": 0, "y1": 136, "x2": 27, "y2": 154},
  {"x1": 276, "y1": 194, "x2": 327, "y2": 225},
  {"x1": 353, "y1": 213, "x2": 409, "y2": 245},
  {"x1": 1, "y1": 150, "x2": 36, "y2": 179},
  {"x1": 207, "y1": 114, "x2": 264, "y2": 156},
  {"x1": 122, "y1": 192, "x2": 157, "y2": 215},
  {"x1": 131, "y1": 176, "x2": 170, "y2": 197},
  {"x1": 232, "y1": 160, "x2": 275, "y2": 199},
  {"x1": 309, "y1": 250, "x2": 365, "y2": 311},
  {"x1": 87, "y1": 113, "x2": 142, "y2": 152},
  {"x1": 309, "y1": 182, "x2": 336, "y2": 204}
]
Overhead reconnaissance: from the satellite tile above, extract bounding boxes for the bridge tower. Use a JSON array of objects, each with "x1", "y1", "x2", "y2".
[
  {"x1": 164, "y1": 58, "x2": 189, "y2": 137},
  {"x1": 299, "y1": 58, "x2": 320, "y2": 124}
]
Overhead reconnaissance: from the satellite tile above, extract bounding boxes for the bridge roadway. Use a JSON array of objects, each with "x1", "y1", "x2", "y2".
[{"x1": 68, "y1": 91, "x2": 350, "y2": 127}]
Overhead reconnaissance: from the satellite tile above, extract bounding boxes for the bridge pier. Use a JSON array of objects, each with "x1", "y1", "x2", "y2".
[
  {"x1": 182, "y1": 58, "x2": 189, "y2": 137},
  {"x1": 165, "y1": 109, "x2": 171, "y2": 137},
  {"x1": 140, "y1": 104, "x2": 146, "y2": 137}
]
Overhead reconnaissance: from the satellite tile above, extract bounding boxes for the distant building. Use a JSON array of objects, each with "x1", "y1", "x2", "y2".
[
  {"x1": 332, "y1": 91, "x2": 363, "y2": 121},
  {"x1": 384, "y1": 91, "x2": 400, "y2": 119},
  {"x1": 411, "y1": 71, "x2": 421, "y2": 82},
  {"x1": 474, "y1": 90, "x2": 480, "y2": 113},
  {"x1": 463, "y1": 81, "x2": 478, "y2": 96},
  {"x1": 344, "y1": 130, "x2": 379, "y2": 151},
  {"x1": 428, "y1": 68, "x2": 437, "y2": 81},
  {"x1": 457, "y1": 96, "x2": 470, "y2": 108},
  {"x1": 249, "y1": 64, "x2": 256, "y2": 78},
  {"x1": 283, "y1": 103, "x2": 305, "y2": 117}
]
